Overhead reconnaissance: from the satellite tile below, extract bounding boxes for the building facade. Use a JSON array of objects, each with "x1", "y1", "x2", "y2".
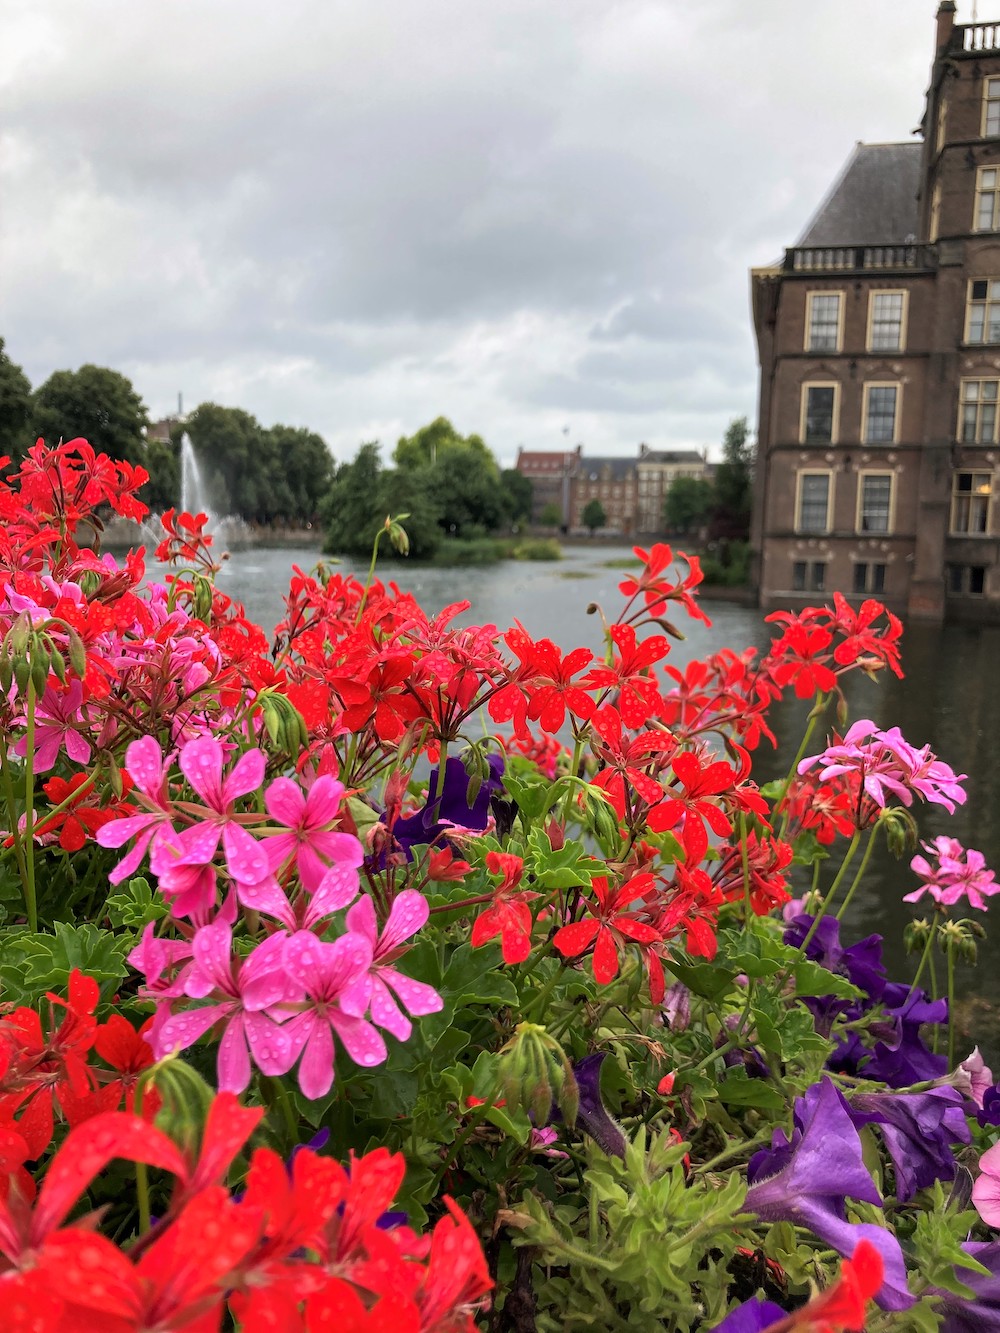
[
  {"x1": 516, "y1": 445, "x2": 708, "y2": 534},
  {"x1": 751, "y1": 3, "x2": 1000, "y2": 621}
]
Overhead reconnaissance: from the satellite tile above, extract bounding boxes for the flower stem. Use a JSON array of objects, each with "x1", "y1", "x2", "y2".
[
  {"x1": 775, "y1": 691, "x2": 829, "y2": 839},
  {"x1": 947, "y1": 935, "x2": 957, "y2": 1068},
  {"x1": 354, "y1": 526, "x2": 385, "y2": 627},
  {"x1": 834, "y1": 824, "x2": 880, "y2": 922},
  {"x1": 907, "y1": 920, "x2": 938, "y2": 998},
  {"x1": 22, "y1": 679, "x2": 37, "y2": 933}
]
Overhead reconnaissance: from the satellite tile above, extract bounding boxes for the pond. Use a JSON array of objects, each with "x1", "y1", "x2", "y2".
[{"x1": 168, "y1": 541, "x2": 1000, "y2": 1060}]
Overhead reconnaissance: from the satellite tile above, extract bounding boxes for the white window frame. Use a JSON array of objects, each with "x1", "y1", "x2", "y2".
[
  {"x1": 976, "y1": 167, "x2": 1000, "y2": 231},
  {"x1": 856, "y1": 470, "x2": 895, "y2": 535},
  {"x1": 799, "y1": 381, "x2": 840, "y2": 445},
  {"x1": 866, "y1": 290, "x2": 907, "y2": 353},
  {"x1": 795, "y1": 470, "x2": 834, "y2": 535},
  {"x1": 804, "y1": 292, "x2": 844, "y2": 353},
  {"x1": 959, "y1": 379, "x2": 1000, "y2": 444},
  {"x1": 862, "y1": 382, "x2": 901, "y2": 445},
  {"x1": 965, "y1": 279, "x2": 1000, "y2": 344},
  {"x1": 950, "y1": 471, "x2": 993, "y2": 536},
  {"x1": 984, "y1": 76, "x2": 1000, "y2": 137}
]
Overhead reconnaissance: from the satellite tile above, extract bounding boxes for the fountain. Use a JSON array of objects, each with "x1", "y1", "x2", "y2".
[{"x1": 177, "y1": 433, "x2": 252, "y2": 550}]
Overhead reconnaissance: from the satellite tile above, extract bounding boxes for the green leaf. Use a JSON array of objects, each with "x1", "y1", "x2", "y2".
[
  {"x1": 105, "y1": 876, "x2": 168, "y2": 929},
  {"x1": 667, "y1": 961, "x2": 738, "y2": 1002},
  {"x1": 717, "y1": 1071, "x2": 785, "y2": 1111},
  {"x1": 0, "y1": 920, "x2": 130, "y2": 1006}
]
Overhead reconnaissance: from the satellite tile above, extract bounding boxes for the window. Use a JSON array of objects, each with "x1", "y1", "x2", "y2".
[
  {"x1": 948, "y1": 564, "x2": 987, "y2": 596},
  {"x1": 801, "y1": 383, "x2": 838, "y2": 443},
  {"x1": 867, "y1": 291, "x2": 906, "y2": 352},
  {"x1": 966, "y1": 280, "x2": 1000, "y2": 344},
  {"x1": 951, "y1": 471, "x2": 992, "y2": 534},
  {"x1": 857, "y1": 473, "x2": 893, "y2": 533},
  {"x1": 959, "y1": 379, "x2": 1000, "y2": 443},
  {"x1": 863, "y1": 384, "x2": 899, "y2": 444},
  {"x1": 985, "y1": 76, "x2": 1000, "y2": 137},
  {"x1": 853, "y1": 562, "x2": 886, "y2": 595},
  {"x1": 976, "y1": 168, "x2": 1000, "y2": 231},
  {"x1": 805, "y1": 293, "x2": 843, "y2": 352},
  {"x1": 796, "y1": 472, "x2": 831, "y2": 534},
  {"x1": 792, "y1": 561, "x2": 827, "y2": 593},
  {"x1": 936, "y1": 98, "x2": 948, "y2": 153},
  {"x1": 930, "y1": 182, "x2": 942, "y2": 243}
]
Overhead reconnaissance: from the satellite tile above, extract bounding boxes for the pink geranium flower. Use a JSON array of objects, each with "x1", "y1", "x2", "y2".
[
  {"x1": 280, "y1": 930, "x2": 387, "y2": 1099},
  {"x1": 96, "y1": 735, "x2": 177, "y2": 883},
  {"x1": 973, "y1": 1140, "x2": 1000, "y2": 1226},
  {"x1": 14, "y1": 680, "x2": 91, "y2": 773},
  {"x1": 262, "y1": 774, "x2": 363, "y2": 892},
  {"x1": 904, "y1": 836, "x2": 999, "y2": 910},
  {"x1": 173, "y1": 735, "x2": 274, "y2": 890},
  {"x1": 799, "y1": 720, "x2": 966, "y2": 814},
  {"x1": 341, "y1": 892, "x2": 443, "y2": 1041},
  {"x1": 153, "y1": 924, "x2": 301, "y2": 1093}
]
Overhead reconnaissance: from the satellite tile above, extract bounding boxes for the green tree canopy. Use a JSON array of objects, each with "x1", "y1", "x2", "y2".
[
  {"x1": 499, "y1": 468, "x2": 533, "y2": 528},
  {"x1": 539, "y1": 501, "x2": 563, "y2": 526},
  {"x1": 393, "y1": 417, "x2": 497, "y2": 475},
  {"x1": 712, "y1": 416, "x2": 754, "y2": 538},
  {"x1": 31, "y1": 364, "x2": 149, "y2": 466},
  {"x1": 0, "y1": 340, "x2": 31, "y2": 462},
  {"x1": 664, "y1": 476, "x2": 714, "y2": 535},
  {"x1": 581, "y1": 498, "x2": 606, "y2": 534},
  {"x1": 321, "y1": 443, "x2": 441, "y2": 560}
]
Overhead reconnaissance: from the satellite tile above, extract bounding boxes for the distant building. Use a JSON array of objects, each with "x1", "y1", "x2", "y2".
[
  {"x1": 146, "y1": 416, "x2": 183, "y2": 444},
  {"x1": 572, "y1": 457, "x2": 638, "y2": 533},
  {"x1": 515, "y1": 446, "x2": 581, "y2": 525},
  {"x1": 750, "y1": 2, "x2": 1000, "y2": 621},
  {"x1": 636, "y1": 445, "x2": 710, "y2": 532}
]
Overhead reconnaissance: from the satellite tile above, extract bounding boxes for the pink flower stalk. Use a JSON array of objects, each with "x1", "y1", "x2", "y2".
[
  {"x1": 152, "y1": 924, "x2": 301, "y2": 1093},
  {"x1": 97, "y1": 736, "x2": 176, "y2": 883},
  {"x1": 904, "y1": 836, "x2": 999, "y2": 910},
  {"x1": 798, "y1": 719, "x2": 966, "y2": 814},
  {"x1": 281, "y1": 930, "x2": 387, "y2": 1099},
  {"x1": 262, "y1": 774, "x2": 363, "y2": 892},
  {"x1": 341, "y1": 892, "x2": 443, "y2": 1041},
  {"x1": 14, "y1": 680, "x2": 91, "y2": 773}
]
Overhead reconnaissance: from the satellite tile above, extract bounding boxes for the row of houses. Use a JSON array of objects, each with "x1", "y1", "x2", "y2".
[
  {"x1": 750, "y1": 2, "x2": 1000, "y2": 622},
  {"x1": 515, "y1": 444, "x2": 711, "y2": 534}
]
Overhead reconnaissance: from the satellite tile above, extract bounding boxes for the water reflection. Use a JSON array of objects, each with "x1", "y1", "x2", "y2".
[{"x1": 168, "y1": 544, "x2": 1000, "y2": 1061}]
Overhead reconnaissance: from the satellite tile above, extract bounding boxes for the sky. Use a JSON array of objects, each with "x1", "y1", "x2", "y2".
[{"x1": 0, "y1": 1, "x2": 960, "y2": 465}]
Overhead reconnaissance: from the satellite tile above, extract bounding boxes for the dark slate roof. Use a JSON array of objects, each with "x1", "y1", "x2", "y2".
[
  {"x1": 638, "y1": 449, "x2": 705, "y2": 464},
  {"x1": 580, "y1": 456, "x2": 635, "y2": 481},
  {"x1": 796, "y1": 142, "x2": 922, "y2": 246}
]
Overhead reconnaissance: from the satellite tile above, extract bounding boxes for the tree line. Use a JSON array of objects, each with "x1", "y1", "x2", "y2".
[{"x1": 0, "y1": 340, "x2": 333, "y2": 524}]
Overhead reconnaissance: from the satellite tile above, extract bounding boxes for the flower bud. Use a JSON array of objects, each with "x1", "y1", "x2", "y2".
[
  {"x1": 498, "y1": 1023, "x2": 578, "y2": 1129},
  {"x1": 151, "y1": 1056, "x2": 215, "y2": 1158}
]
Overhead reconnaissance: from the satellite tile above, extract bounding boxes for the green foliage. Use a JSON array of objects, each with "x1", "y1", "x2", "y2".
[
  {"x1": 0, "y1": 338, "x2": 32, "y2": 461},
  {"x1": 701, "y1": 539, "x2": 751, "y2": 588},
  {"x1": 711, "y1": 416, "x2": 754, "y2": 538},
  {"x1": 0, "y1": 920, "x2": 130, "y2": 1005},
  {"x1": 582, "y1": 497, "x2": 607, "y2": 533},
  {"x1": 31, "y1": 364, "x2": 149, "y2": 467},
  {"x1": 664, "y1": 475, "x2": 714, "y2": 535},
  {"x1": 185, "y1": 403, "x2": 333, "y2": 523},
  {"x1": 539, "y1": 500, "x2": 563, "y2": 526},
  {"x1": 512, "y1": 537, "x2": 562, "y2": 560},
  {"x1": 105, "y1": 876, "x2": 169, "y2": 930},
  {"x1": 499, "y1": 467, "x2": 533, "y2": 527}
]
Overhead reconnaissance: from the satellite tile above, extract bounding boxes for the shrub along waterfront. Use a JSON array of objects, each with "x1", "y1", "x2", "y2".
[{"x1": 0, "y1": 439, "x2": 998, "y2": 1330}]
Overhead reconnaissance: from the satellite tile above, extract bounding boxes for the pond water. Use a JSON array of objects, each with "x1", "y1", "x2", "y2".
[{"x1": 162, "y1": 542, "x2": 1000, "y2": 1060}]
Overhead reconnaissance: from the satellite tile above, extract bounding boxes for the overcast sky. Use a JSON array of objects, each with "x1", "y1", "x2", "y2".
[{"x1": 0, "y1": 1, "x2": 960, "y2": 464}]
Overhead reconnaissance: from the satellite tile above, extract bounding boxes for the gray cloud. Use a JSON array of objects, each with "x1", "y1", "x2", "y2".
[{"x1": 1, "y1": 0, "x2": 955, "y2": 463}]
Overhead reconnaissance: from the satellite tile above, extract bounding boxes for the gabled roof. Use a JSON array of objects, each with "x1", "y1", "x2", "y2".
[
  {"x1": 638, "y1": 449, "x2": 706, "y2": 464},
  {"x1": 796, "y1": 142, "x2": 922, "y2": 246},
  {"x1": 580, "y1": 457, "x2": 635, "y2": 482}
]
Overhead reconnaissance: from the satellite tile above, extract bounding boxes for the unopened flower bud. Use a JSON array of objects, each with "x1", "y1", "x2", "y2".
[
  {"x1": 150, "y1": 1056, "x2": 215, "y2": 1158},
  {"x1": 499, "y1": 1023, "x2": 578, "y2": 1129}
]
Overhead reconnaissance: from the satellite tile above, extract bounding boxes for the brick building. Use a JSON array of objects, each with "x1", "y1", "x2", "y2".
[
  {"x1": 515, "y1": 445, "x2": 708, "y2": 534},
  {"x1": 750, "y1": 3, "x2": 1000, "y2": 621}
]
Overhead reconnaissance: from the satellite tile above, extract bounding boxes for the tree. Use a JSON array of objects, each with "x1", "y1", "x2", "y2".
[
  {"x1": 664, "y1": 476, "x2": 714, "y2": 535},
  {"x1": 539, "y1": 501, "x2": 563, "y2": 527},
  {"x1": 499, "y1": 469, "x2": 533, "y2": 528},
  {"x1": 581, "y1": 498, "x2": 606, "y2": 534},
  {"x1": 265, "y1": 425, "x2": 334, "y2": 525},
  {"x1": 321, "y1": 443, "x2": 441, "y2": 559},
  {"x1": 393, "y1": 417, "x2": 496, "y2": 475},
  {"x1": 31, "y1": 365, "x2": 149, "y2": 466},
  {"x1": 712, "y1": 416, "x2": 755, "y2": 539},
  {"x1": 0, "y1": 339, "x2": 31, "y2": 461}
]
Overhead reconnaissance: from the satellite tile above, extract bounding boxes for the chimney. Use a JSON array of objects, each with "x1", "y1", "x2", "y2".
[{"x1": 936, "y1": 1, "x2": 957, "y2": 54}]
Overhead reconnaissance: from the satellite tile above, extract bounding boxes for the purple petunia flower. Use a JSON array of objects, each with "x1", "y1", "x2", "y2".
[
  {"x1": 572, "y1": 1052, "x2": 627, "y2": 1159},
  {"x1": 932, "y1": 1241, "x2": 1000, "y2": 1332},
  {"x1": 847, "y1": 1086, "x2": 969, "y2": 1202},
  {"x1": 391, "y1": 753, "x2": 505, "y2": 858},
  {"x1": 745, "y1": 1078, "x2": 914, "y2": 1311},
  {"x1": 710, "y1": 1297, "x2": 788, "y2": 1333}
]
